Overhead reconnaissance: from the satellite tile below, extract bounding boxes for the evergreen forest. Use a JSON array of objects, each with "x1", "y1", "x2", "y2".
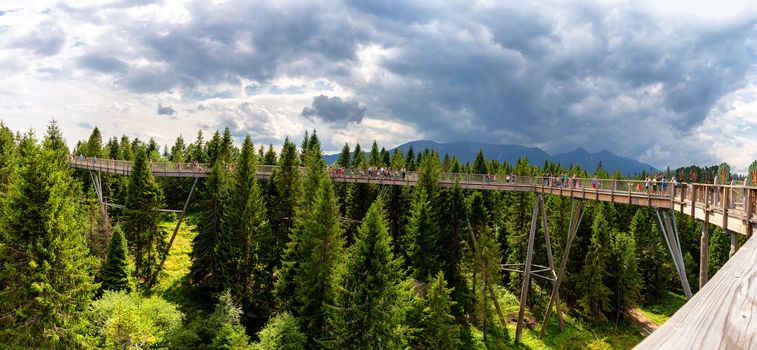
[{"x1": 0, "y1": 120, "x2": 753, "y2": 349}]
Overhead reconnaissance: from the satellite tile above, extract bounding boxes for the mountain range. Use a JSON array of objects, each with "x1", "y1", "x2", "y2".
[{"x1": 323, "y1": 140, "x2": 656, "y2": 176}]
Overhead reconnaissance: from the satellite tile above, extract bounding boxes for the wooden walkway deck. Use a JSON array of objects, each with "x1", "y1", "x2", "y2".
[
  {"x1": 635, "y1": 233, "x2": 757, "y2": 349},
  {"x1": 69, "y1": 157, "x2": 757, "y2": 236}
]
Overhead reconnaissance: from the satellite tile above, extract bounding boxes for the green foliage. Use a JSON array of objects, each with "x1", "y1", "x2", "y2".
[
  {"x1": 630, "y1": 208, "x2": 671, "y2": 304},
  {"x1": 717, "y1": 162, "x2": 730, "y2": 184},
  {"x1": 578, "y1": 204, "x2": 612, "y2": 323},
  {"x1": 0, "y1": 122, "x2": 16, "y2": 193},
  {"x1": 189, "y1": 161, "x2": 230, "y2": 299},
  {"x1": 88, "y1": 291, "x2": 184, "y2": 349},
  {"x1": 369, "y1": 141, "x2": 381, "y2": 167},
  {"x1": 708, "y1": 226, "x2": 730, "y2": 276},
  {"x1": 437, "y1": 182, "x2": 472, "y2": 318},
  {"x1": 404, "y1": 187, "x2": 442, "y2": 281},
  {"x1": 609, "y1": 231, "x2": 642, "y2": 318},
  {"x1": 124, "y1": 146, "x2": 165, "y2": 281},
  {"x1": 327, "y1": 200, "x2": 409, "y2": 349},
  {"x1": 749, "y1": 160, "x2": 757, "y2": 185},
  {"x1": 336, "y1": 143, "x2": 351, "y2": 168},
  {"x1": 210, "y1": 290, "x2": 253, "y2": 350},
  {"x1": 219, "y1": 135, "x2": 271, "y2": 329},
  {"x1": 101, "y1": 226, "x2": 132, "y2": 293},
  {"x1": 254, "y1": 312, "x2": 306, "y2": 350},
  {"x1": 0, "y1": 132, "x2": 98, "y2": 348},
  {"x1": 415, "y1": 271, "x2": 461, "y2": 350}
]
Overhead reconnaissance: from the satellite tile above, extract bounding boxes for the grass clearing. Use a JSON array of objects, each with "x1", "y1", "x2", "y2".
[
  {"x1": 467, "y1": 286, "x2": 645, "y2": 349},
  {"x1": 637, "y1": 292, "x2": 686, "y2": 325}
]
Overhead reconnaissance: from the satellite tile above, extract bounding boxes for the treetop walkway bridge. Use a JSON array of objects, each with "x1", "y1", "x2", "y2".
[{"x1": 70, "y1": 157, "x2": 757, "y2": 349}]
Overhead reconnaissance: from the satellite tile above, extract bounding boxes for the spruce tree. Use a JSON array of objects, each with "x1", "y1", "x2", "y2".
[
  {"x1": 293, "y1": 169, "x2": 344, "y2": 347},
  {"x1": 268, "y1": 138, "x2": 300, "y2": 273},
  {"x1": 415, "y1": 271, "x2": 461, "y2": 350},
  {"x1": 337, "y1": 143, "x2": 351, "y2": 168},
  {"x1": 85, "y1": 126, "x2": 104, "y2": 157},
  {"x1": 404, "y1": 188, "x2": 442, "y2": 281},
  {"x1": 189, "y1": 161, "x2": 229, "y2": 298},
  {"x1": 609, "y1": 231, "x2": 642, "y2": 321},
  {"x1": 708, "y1": 226, "x2": 730, "y2": 276},
  {"x1": 100, "y1": 226, "x2": 131, "y2": 293},
  {"x1": 327, "y1": 200, "x2": 408, "y2": 349},
  {"x1": 255, "y1": 312, "x2": 307, "y2": 350},
  {"x1": 578, "y1": 204, "x2": 612, "y2": 323},
  {"x1": 0, "y1": 131, "x2": 97, "y2": 348},
  {"x1": 219, "y1": 135, "x2": 271, "y2": 329},
  {"x1": 437, "y1": 182, "x2": 471, "y2": 318},
  {"x1": 369, "y1": 141, "x2": 380, "y2": 167},
  {"x1": 630, "y1": 208, "x2": 671, "y2": 304},
  {"x1": 0, "y1": 122, "x2": 15, "y2": 193},
  {"x1": 123, "y1": 146, "x2": 165, "y2": 281}
]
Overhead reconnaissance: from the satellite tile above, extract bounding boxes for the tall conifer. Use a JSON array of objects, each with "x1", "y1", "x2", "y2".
[
  {"x1": 0, "y1": 131, "x2": 97, "y2": 347},
  {"x1": 327, "y1": 200, "x2": 408, "y2": 349},
  {"x1": 100, "y1": 226, "x2": 131, "y2": 293},
  {"x1": 124, "y1": 146, "x2": 165, "y2": 281}
]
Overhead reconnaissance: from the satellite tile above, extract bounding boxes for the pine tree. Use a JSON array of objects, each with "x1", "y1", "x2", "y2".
[
  {"x1": 404, "y1": 188, "x2": 442, "y2": 281},
  {"x1": 415, "y1": 271, "x2": 460, "y2": 350},
  {"x1": 369, "y1": 141, "x2": 380, "y2": 167},
  {"x1": 0, "y1": 122, "x2": 15, "y2": 193},
  {"x1": 437, "y1": 182, "x2": 471, "y2": 318},
  {"x1": 0, "y1": 131, "x2": 97, "y2": 348},
  {"x1": 255, "y1": 312, "x2": 306, "y2": 350},
  {"x1": 609, "y1": 231, "x2": 642, "y2": 321},
  {"x1": 473, "y1": 227, "x2": 508, "y2": 346},
  {"x1": 123, "y1": 146, "x2": 165, "y2": 281},
  {"x1": 268, "y1": 138, "x2": 300, "y2": 273},
  {"x1": 293, "y1": 168, "x2": 344, "y2": 347},
  {"x1": 337, "y1": 143, "x2": 351, "y2": 168},
  {"x1": 101, "y1": 226, "x2": 131, "y2": 293},
  {"x1": 708, "y1": 226, "x2": 730, "y2": 276},
  {"x1": 189, "y1": 161, "x2": 229, "y2": 298},
  {"x1": 263, "y1": 144, "x2": 277, "y2": 165},
  {"x1": 630, "y1": 208, "x2": 671, "y2": 304},
  {"x1": 327, "y1": 200, "x2": 409, "y2": 349},
  {"x1": 578, "y1": 204, "x2": 612, "y2": 323},
  {"x1": 352, "y1": 143, "x2": 365, "y2": 169},
  {"x1": 85, "y1": 126, "x2": 104, "y2": 157},
  {"x1": 219, "y1": 135, "x2": 271, "y2": 329}
]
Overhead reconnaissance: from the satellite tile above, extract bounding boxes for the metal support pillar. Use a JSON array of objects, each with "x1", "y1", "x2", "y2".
[
  {"x1": 89, "y1": 170, "x2": 104, "y2": 208},
  {"x1": 149, "y1": 177, "x2": 199, "y2": 287},
  {"x1": 515, "y1": 195, "x2": 540, "y2": 343},
  {"x1": 538, "y1": 195, "x2": 564, "y2": 331},
  {"x1": 540, "y1": 200, "x2": 584, "y2": 337},
  {"x1": 656, "y1": 209, "x2": 693, "y2": 299}
]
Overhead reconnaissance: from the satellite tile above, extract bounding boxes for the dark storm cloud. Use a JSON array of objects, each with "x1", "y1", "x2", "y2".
[
  {"x1": 78, "y1": 53, "x2": 127, "y2": 73},
  {"x1": 302, "y1": 95, "x2": 366, "y2": 125},
  {"x1": 12, "y1": 21, "x2": 66, "y2": 56},
  {"x1": 157, "y1": 103, "x2": 176, "y2": 116},
  {"x1": 68, "y1": 0, "x2": 756, "y2": 165}
]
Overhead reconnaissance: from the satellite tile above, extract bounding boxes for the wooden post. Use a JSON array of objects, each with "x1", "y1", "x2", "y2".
[
  {"x1": 149, "y1": 177, "x2": 199, "y2": 287},
  {"x1": 538, "y1": 195, "x2": 564, "y2": 331},
  {"x1": 515, "y1": 195, "x2": 540, "y2": 343},
  {"x1": 700, "y1": 215, "x2": 709, "y2": 289},
  {"x1": 540, "y1": 200, "x2": 583, "y2": 338},
  {"x1": 691, "y1": 184, "x2": 697, "y2": 217}
]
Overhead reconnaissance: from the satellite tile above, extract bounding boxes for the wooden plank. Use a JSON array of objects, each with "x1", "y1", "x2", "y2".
[{"x1": 635, "y1": 234, "x2": 757, "y2": 349}]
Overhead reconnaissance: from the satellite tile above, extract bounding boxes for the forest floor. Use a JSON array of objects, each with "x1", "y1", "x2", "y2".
[{"x1": 145, "y1": 216, "x2": 686, "y2": 349}]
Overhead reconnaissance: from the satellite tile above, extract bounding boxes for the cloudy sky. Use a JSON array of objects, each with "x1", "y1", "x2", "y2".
[{"x1": 0, "y1": 0, "x2": 755, "y2": 171}]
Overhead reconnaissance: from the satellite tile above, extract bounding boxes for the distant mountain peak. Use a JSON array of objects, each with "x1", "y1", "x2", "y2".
[{"x1": 323, "y1": 140, "x2": 655, "y2": 176}]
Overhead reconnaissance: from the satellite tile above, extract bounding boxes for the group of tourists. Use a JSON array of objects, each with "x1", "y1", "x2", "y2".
[
  {"x1": 329, "y1": 166, "x2": 410, "y2": 180},
  {"x1": 639, "y1": 174, "x2": 678, "y2": 195}
]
